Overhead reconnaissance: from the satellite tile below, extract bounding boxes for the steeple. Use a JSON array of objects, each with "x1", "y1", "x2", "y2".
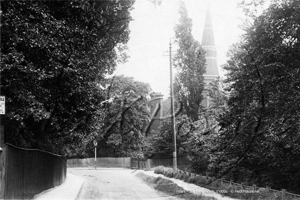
[
  {"x1": 201, "y1": 4, "x2": 219, "y2": 108},
  {"x1": 202, "y1": 5, "x2": 219, "y2": 77}
]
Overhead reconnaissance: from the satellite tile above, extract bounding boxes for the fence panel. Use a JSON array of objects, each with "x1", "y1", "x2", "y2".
[
  {"x1": 2, "y1": 144, "x2": 66, "y2": 200},
  {"x1": 68, "y1": 157, "x2": 131, "y2": 168}
]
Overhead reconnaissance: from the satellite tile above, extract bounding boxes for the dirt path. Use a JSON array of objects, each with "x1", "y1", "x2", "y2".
[{"x1": 69, "y1": 168, "x2": 179, "y2": 200}]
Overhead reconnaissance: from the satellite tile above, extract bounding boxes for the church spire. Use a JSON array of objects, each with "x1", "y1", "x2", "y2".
[
  {"x1": 201, "y1": 5, "x2": 219, "y2": 76},
  {"x1": 201, "y1": 4, "x2": 219, "y2": 108}
]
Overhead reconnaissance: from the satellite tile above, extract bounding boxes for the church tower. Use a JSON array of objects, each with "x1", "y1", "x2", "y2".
[{"x1": 201, "y1": 5, "x2": 219, "y2": 108}]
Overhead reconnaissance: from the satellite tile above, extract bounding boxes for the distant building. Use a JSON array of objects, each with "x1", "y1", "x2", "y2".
[
  {"x1": 145, "y1": 5, "x2": 219, "y2": 135},
  {"x1": 201, "y1": 5, "x2": 219, "y2": 108},
  {"x1": 144, "y1": 92, "x2": 164, "y2": 136}
]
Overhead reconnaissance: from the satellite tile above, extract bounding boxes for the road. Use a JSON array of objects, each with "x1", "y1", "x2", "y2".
[{"x1": 70, "y1": 168, "x2": 180, "y2": 200}]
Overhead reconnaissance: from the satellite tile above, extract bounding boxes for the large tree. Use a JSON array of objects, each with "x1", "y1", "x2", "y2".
[
  {"x1": 209, "y1": 0, "x2": 300, "y2": 193},
  {"x1": 95, "y1": 75, "x2": 151, "y2": 157},
  {"x1": 0, "y1": 0, "x2": 135, "y2": 154},
  {"x1": 173, "y1": 1, "x2": 206, "y2": 121}
]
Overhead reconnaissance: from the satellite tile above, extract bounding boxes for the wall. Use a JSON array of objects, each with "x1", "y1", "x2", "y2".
[
  {"x1": 68, "y1": 156, "x2": 190, "y2": 171},
  {"x1": 67, "y1": 157, "x2": 131, "y2": 168},
  {"x1": 1, "y1": 144, "x2": 66, "y2": 200}
]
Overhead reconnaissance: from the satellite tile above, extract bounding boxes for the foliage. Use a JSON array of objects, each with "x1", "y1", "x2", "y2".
[
  {"x1": 144, "y1": 78, "x2": 229, "y2": 171},
  {"x1": 199, "y1": 77, "x2": 229, "y2": 132},
  {"x1": 143, "y1": 114, "x2": 193, "y2": 158},
  {"x1": 92, "y1": 75, "x2": 151, "y2": 157},
  {"x1": 0, "y1": 0, "x2": 135, "y2": 155},
  {"x1": 154, "y1": 166, "x2": 298, "y2": 200},
  {"x1": 209, "y1": 0, "x2": 300, "y2": 194},
  {"x1": 173, "y1": 1, "x2": 206, "y2": 121},
  {"x1": 238, "y1": 0, "x2": 268, "y2": 18}
]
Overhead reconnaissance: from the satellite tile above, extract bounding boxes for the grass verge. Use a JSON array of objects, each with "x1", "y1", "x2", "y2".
[
  {"x1": 154, "y1": 166, "x2": 300, "y2": 200},
  {"x1": 135, "y1": 171, "x2": 217, "y2": 200}
]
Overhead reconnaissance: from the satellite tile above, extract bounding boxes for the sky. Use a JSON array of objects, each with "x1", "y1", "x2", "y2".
[{"x1": 114, "y1": 0, "x2": 246, "y2": 98}]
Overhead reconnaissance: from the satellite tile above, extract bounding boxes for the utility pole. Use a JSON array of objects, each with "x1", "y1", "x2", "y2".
[{"x1": 169, "y1": 41, "x2": 177, "y2": 171}]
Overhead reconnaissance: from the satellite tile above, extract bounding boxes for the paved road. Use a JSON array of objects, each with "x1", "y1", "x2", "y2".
[{"x1": 70, "y1": 168, "x2": 179, "y2": 200}]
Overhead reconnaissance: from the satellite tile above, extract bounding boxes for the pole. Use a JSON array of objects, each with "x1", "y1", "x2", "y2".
[
  {"x1": 94, "y1": 147, "x2": 97, "y2": 169},
  {"x1": 169, "y1": 41, "x2": 177, "y2": 171}
]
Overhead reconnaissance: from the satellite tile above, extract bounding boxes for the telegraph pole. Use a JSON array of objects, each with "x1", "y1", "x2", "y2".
[{"x1": 169, "y1": 41, "x2": 177, "y2": 171}]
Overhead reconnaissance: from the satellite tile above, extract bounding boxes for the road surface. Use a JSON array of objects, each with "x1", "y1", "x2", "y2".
[{"x1": 70, "y1": 168, "x2": 179, "y2": 200}]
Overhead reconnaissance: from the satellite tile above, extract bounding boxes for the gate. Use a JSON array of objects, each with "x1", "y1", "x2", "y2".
[{"x1": 131, "y1": 157, "x2": 148, "y2": 169}]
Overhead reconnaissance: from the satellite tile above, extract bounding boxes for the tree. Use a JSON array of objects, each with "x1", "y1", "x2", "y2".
[
  {"x1": 143, "y1": 114, "x2": 193, "y2": 158},
  {"x1": 0, "y1": 0, "x2": 135, "y2": 155},
  {"x1": 91, "y1": 75, "x2": 151, "y2": 157},
  {"x1": 209, "y1": 0, "x2": 300, "y2": 193},
  {"x1": 199, "y1": 77, "x2": 229, "y2": 131},
  {"x1": 173, "y1": 1, "x2": 206, "y2": 121}
]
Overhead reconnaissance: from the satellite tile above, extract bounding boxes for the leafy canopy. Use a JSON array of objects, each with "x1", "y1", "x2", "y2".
[
  {"x1": 173, "y1": 1, "x2": 206, "y2": 121},
  {"x1": 209, "y1": 0, "x2": 300, "y2": 193},
  {"x1": 0, "y1": 0, "x2": 135, "y2": 154}
]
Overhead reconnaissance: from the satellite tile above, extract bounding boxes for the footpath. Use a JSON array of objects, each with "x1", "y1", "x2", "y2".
[{"x1": 33, "y1": 171, "x2": 84, "y2": 200}]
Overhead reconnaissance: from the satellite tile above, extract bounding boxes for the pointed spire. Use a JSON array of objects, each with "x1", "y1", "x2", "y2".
[
  {"x1": 201, "y1": 5, "x2": 215, "y2": 46},
  {"x1": 201, "y1": 3, "x2": 219, "y2": 108},
  {"x1": 201, "y1": 4, "x2": 219, "y2": 76}
]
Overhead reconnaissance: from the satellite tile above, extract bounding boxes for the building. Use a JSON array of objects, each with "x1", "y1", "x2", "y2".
[
  {"x1": 201, "y1": 5, "x2": 220, "y2": 108},
  {"x1": 145, "y1": 5, "x2": 219, "y2": 136},
  {"x1": 144, "y1": 92, "x2": 164, "y2": 136}
]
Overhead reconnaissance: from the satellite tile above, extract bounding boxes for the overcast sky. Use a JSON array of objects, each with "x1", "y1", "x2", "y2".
[{"x1": 114, "y1": 0, "x2": 245, "y2": 98}]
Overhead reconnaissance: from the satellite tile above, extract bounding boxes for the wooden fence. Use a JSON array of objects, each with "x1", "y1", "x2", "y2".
[
  {"x1": 0, "y1": 143, "x2": 66, "y2": 199},
  {"x1": 67, "y1": 157, "x2": 131, "y2": 168},
  {"x1": 68, "y1": 155, "x2": 190, "y2": 170}
]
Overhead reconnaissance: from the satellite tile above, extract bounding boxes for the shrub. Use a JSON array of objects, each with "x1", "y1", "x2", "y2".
[
  {"x1": 180, "y1": 173, "x2": 190, "y2": 182},
  {"x1": 210, "y1": 179, "x2": 221, "y2": 190},
  {"x1": 154, "y1": 166, "x2": 164, "y2": 174},
  {"x1": 165, "y1": 168, "x2": 174, "y2": 178},
  {"x1": 188, "y1": 175, "x2": 197, "y2": 184},
  {"x1": 194, "y1": 175, "x2": 209, "y2": 186},
  {"x1": 173, "y1": 170, "x2": 181, "y2": 179}
]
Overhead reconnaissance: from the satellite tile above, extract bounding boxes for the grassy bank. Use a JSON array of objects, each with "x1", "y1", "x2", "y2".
[
  {"x1": 154, "y1": 166, "x2": 300, "y2": 200},
  {"x1": 135, "y1": 171, "x2": 217, "y2": 200}
]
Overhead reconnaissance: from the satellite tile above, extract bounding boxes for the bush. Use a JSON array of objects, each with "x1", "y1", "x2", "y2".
[
  {"x1": 165, "y1": 168, "x2": 174, "y2": 178},
  {"x1": 188, "y1": 175, "x2": 197, "y2": 184},
  {"x1": 210, "y1": 179, "x2": 221, "y2": 190},
  {"x1": 173, "y1": 170, "x2": 181, "y2": 179},
  {"x1": 154, "y1": 166, "x2": 164, "y2": 174},
  {"x1": 180, "y1": 173, "x2": 190, "y2": 182},
  {"x1": 194, "y1": 175, "x2": 209, "y2": 186}
]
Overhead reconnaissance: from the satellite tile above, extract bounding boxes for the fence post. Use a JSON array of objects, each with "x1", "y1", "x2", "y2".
[
  {"x1": 230, "y1": 180, "x2": 232, "y2": 186},
  {"x1": 266, "y1": 186, "x2": 270, "y2": 192},
  {"x1": 221, "y1": 178, "x2": 224, "y2": 186},
  {"x1": 281, "y1": 189, "x2": 286, "y2": 200},
  {"x1": 253, "y1": 184, "x2": 256, "y2": 191}
]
